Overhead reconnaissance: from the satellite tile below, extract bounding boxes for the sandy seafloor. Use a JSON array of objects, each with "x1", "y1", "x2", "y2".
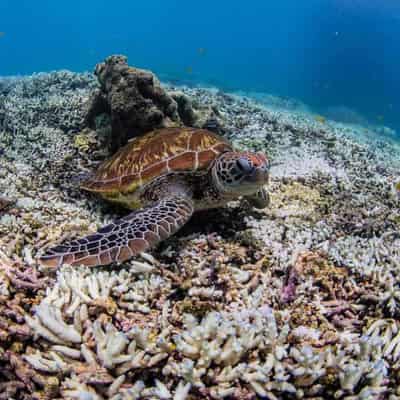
[{"x1": 0, "y1": 70, "x2": 400, "y2": 399}]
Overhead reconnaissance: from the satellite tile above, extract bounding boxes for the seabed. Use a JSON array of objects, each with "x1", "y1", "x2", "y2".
[{"x1": 0, "y1": 68, "x2": 400, "y2": 399}]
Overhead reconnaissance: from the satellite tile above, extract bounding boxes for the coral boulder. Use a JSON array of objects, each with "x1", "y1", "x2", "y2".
[{"x1": 86, "y1": 55, "x2": 182, "y2": 151}]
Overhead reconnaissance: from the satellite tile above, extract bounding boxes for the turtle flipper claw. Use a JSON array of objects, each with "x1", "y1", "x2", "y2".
[{"x1": 39, "y1": 196, "x2": 194, "y2": 268}]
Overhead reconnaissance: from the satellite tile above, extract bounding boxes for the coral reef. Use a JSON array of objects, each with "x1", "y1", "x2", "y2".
[{"x1": 1, "y1": 68, "x2": 400, "y2": 398}]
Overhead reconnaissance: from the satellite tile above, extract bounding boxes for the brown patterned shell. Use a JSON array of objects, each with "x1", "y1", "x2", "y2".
[{"x1": 81, "y1": 127, "x2": 233, "y2": 194}]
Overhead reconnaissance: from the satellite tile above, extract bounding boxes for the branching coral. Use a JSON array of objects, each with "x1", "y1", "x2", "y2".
[
  {"x1": 19, "y1": 275, "x2": 393, "y2": 399},
  {"x1": 2, "y1": 68, "x2": 400, "y2": 399},
  {"x1": 0, "y1": 70, "x2": 96, "y2": 136}
]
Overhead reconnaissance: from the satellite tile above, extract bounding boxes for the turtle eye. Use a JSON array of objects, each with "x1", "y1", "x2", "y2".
[{"x1": 236, "y1": 158, "x2": 253, "y2": 174}]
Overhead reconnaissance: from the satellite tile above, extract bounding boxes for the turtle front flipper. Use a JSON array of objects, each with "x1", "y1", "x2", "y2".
[
  {"x1": 244, "y1": 188, "x2": 270, "y2": 209},
  {"x1": 39, "y1": 196, "x2": 194, "y2": 268}
]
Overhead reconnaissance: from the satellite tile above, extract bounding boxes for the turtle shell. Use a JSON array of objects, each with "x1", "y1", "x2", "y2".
[{"x1": 81, "y1": 127, "x2": 233, "y2": 195}]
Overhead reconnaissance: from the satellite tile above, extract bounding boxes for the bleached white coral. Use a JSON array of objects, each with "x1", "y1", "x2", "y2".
[
  {"x1": 41, "y1": 263, "x2": 160, "y2": 316},
  {"x1": 25, "y1": 302, "x2": 82, "y2": 345}
]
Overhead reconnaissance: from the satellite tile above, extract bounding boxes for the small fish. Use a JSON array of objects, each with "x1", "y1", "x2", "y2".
[
  {"x1": 198, "y1": 47, "x2": 206, "y2": 55},
  {"x1": 314, "y1": 115, "x2": 326, "y2": 124},
  {"x1": 0, "y1": 32, "x2": 5, "y2": 38},
  {"x1": 185, "y1": 66, "x2": 193, "y2": 74}
]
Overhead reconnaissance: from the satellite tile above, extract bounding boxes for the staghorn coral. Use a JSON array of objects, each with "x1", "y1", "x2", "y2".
[
  {"x1": 281, "y1": 250, "x2": 357, "y2": 304},
  {"x1": 21, "y1": 294, "x2": 393, "y2": 399},
  {"x1": 10, "y1": 240, "x2": 393, "y2": 397},
  {"x1": 0, "y1": 252, "x2": 52, "y2": 400}
]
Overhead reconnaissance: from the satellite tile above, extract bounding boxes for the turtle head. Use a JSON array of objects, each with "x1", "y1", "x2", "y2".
[{"x1": 212, "y1": 151, "x2": 270, "y2": 196}]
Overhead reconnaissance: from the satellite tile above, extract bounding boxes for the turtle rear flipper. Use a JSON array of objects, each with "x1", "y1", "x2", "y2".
[{"x1": 39, "y1": 195, "x2": 194, "y2": 268}]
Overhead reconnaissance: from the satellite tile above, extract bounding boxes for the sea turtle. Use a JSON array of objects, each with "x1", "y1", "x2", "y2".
[{"x1": 40, "y1": 127, "x2": 270, "y2": 268}]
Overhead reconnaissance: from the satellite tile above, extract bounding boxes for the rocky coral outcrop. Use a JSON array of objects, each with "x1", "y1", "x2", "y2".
[
  {"x1": 169, "y1": 91, "x2": 197, "y2": 126},
  {"x1": 86, "y1": 55, "x2": 227, "y2": 151},
  {"x1": 86, "y1": 55, "x2": 183, "y2": 151}
]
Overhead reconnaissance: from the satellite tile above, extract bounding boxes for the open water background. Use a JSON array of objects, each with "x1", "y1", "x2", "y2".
[{"x1": 0, "y1": 0, "x2": 399, "y2": 133}]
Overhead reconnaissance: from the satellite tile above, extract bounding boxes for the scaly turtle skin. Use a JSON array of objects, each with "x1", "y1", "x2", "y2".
[{"x1": 40, "y1": 127, "x2": 270, "y2": 268}]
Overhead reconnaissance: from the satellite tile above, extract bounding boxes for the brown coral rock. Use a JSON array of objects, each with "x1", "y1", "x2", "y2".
[{"x1": 86, "y1": 55, "x2": 182, "y2": 151}]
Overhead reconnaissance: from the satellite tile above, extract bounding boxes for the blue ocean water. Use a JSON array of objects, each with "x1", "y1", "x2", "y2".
[{"x1": 0, "y1": 0, "x2": 399, "y2": 134}]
